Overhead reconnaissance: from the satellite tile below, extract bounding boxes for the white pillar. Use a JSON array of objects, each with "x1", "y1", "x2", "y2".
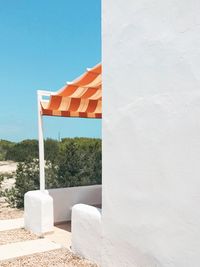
[
  {"x1": 24, "y1": 91, "x2": 54, "y2": 234},
  {"x1": 24, "y1": 190, "x2": 54, "y2": 234},
  {"x1": 37, "y1": 91, "x2": 45, "y2": 191}
]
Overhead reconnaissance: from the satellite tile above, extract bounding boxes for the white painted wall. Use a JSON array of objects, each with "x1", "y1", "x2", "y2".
[
  {"x1": 72, "y1": 204, "x2": 102, "y2": 264},
  {"x1": 24, "y1": 190, "x2": 54, "y2": 234},
  {"x1": 48, "y1": 185, "x2": 102, "y2": 223},
  {"x1": 102, "y1": 1, "x2": 200, "y2": 266}
]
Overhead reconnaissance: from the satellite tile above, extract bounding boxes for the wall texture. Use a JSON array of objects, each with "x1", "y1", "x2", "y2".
[
  {"x1": 48, "y1": 185, "x2": 102, "y2": 223},
  {"x1": 102, "y1": 0, "x2": 200, "y2": 266},
  {"x1": 25, "y1": 190, "x2": 54, "y2": 234},
  {"x1": 72, "y1": 204, "x2": 102, "y2": 264}
]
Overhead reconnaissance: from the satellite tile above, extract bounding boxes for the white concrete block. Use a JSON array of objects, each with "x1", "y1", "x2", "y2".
[
  {"x1": 24, "y1": 190, "x2": 54, "y2": 234},
  {"x1": 72, "y1": 204, "x2": 102, "y2": 264},
  {"x1": 0, "y1": 239, "x2": 61, "y2": 261},
  {"x1": 0, "y1": 218, "x2": 24, "y2": 231}
]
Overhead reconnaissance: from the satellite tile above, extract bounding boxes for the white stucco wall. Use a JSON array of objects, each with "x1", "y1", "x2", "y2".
[
  {"x1": 48, "y1": 185, "x2": 102, "y2": 223},
  {"x1": 24, "y1": 190, "x2": 54, "y2": 234},
  {"x1": 72, "y1": 204, "x2": 102, "y2": 264},
  {"x1": 102, "y1": 1, "x2": 200, "y2": 266}
]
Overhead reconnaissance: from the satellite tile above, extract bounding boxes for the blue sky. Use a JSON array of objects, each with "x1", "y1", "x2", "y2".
[{"x1": 0, "y1": 0, "x2": 101, "y2": 142}]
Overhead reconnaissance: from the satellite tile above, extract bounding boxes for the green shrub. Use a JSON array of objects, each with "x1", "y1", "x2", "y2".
[
  {"x1": 0, "y1": 174, "x2": 4, "y2": 194},
  {"x1": 2, "y1": 187, "x2": 17, "y2": 207},
  {"x1": 6, "y1": 140, "x2": 38, "y2": 162},
  {"x1": 44, "y1": 139, "x2": 60, "y2": 164},
  {"x1": 57, "y1": 139, "x2": 101, "y2": 187},
  {"x1": 0, "y1": 173, "x2": 13, "y2": 198},
  {"x1": 3, "y1": 138, "x2": 102, "y2": 208},
  {"x1": 3, "y1": 159, "x2": 58, "y2": 208},
  {"x1": 5, "y1": 139, "x2": 60, "y2": 163},
  {"x1": 0, "y1": 140, "x2": 15, "y2": 161}
]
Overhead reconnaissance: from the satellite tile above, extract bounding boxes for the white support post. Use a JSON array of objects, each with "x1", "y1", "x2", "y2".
[
  {"x1": 24, "y1": 90, "x2": 55, "y2": 234},
  {"x1": 37, "y1": 91, "x2": 45, "y2": 191}
]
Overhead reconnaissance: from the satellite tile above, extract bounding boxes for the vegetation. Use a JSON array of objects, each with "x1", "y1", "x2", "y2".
[
  {"x1": 0, "y1": 174, "x2": 4, "y2": 193},
  {"x1": 4, "y1": 138, "x2": 65, "y2": 163},
  {"x1": 3, "y1": 159, "x2": 58, "y2": 208},
  {"x1": 0, "y1": 140, "x2": 15, "y2": 161},
  {"x1": 5, "y1": 139, "x2": 38, "y2": 162},
  {"x1": 0, "y1": 138, "x2": 102, "y2": 208},
  {"x1": 58, "y1": 139, "x2": 101, "y2": 187}
]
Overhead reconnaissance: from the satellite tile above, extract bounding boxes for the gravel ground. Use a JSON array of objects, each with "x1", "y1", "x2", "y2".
[
  {"x1": 0, "y1": 199, "x2": 24, "y2": 220},
  {"x1": 0, "y1": 161, "x2": 99, "y2": 266},
  {"x1": 0, "y1": 228, "x2": 38, "y2": 245},
  {"x1": 0, "y1": 248, "x2": 99, "y2": 267}
]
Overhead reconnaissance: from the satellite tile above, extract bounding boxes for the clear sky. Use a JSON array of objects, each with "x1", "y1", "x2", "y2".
[{"x1": 0, "y1": 0, "x2": 101, "y2": 142}]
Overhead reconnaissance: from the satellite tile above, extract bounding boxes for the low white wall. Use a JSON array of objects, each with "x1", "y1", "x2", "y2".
[
  {"x1": 48, "y1": 185, "x2": 102, "y2": 223},
  {"x1": 72, "y1": 204, "x2": 102, "y2": 264}
]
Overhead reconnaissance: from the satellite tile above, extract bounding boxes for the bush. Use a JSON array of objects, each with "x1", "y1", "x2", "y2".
[
  {"x1": 0, "y1": 173, "x2": 13, "y2": 197},
  {"x1": 0, "y1": 140, "x2": 15, "y2": 161},
  {"x1": 4, "y1": 159, "x2": 58, "y2": 208},
  {"x1": 57, "y1": 139, "x2": 101, "y2": 187},
  {"x1": 0, "y1": 174, "x2": 4, "y2": 195},
  {"x1": 0, "y1": 174, "x2": 4, "y2": 184},
  {"x1": 44, "y1": 139, "x2": 60, "y2": 164},
  {"x1": 6, "y1": 140, "x2": 38, "y2": 162},
  {"x1": 3, "y1": 138, "x2": 102, "y2": 208},
  {"x1": 5, "y1": 139, "x2": 60, "y2": 163}
]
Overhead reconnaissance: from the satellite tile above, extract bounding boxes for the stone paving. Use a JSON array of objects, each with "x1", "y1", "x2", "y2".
[{"x1": 0, "y1": 219, "x2": 97, "y2": 266}]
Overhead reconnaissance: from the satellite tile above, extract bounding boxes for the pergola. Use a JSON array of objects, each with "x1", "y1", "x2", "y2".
[{"x1": 37, "y1": 63, "x2": 102, "y2": 190}]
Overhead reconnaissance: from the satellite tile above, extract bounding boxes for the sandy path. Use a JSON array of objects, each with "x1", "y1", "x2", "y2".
[
  {"x1": 0, "y1": 161, "x2": 23, "y2": 220},
  {"x1": 0, "y1": 161, "x2": 17, "y2": 174}
]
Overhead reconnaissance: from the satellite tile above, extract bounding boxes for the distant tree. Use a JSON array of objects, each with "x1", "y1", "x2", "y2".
[
  {"x1": 57, "y1": 140, "x2": 83, "y2": 187},
  {"x1": 44, "y1": 138, "x2": 59, "y2": 164},
  {"x1": 6, "y1": 140, "x2": 38, "y2": 162},
  {"x1": 3, "y1": 137, "x2": 102, "y2": 208},
  {"x1": 57, "y1": 138, "x2": 102, "y2": 187},
  {"x1": 0, "y1": 140, "x2": 15, "y2": 161},
  {"x1": 5, "y1": 138, "x2": 60, "y2": 163}
]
